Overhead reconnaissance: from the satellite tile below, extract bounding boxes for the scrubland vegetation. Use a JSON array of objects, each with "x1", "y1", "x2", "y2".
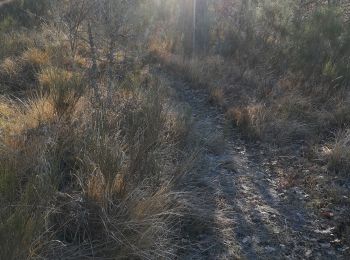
[
  {"x1": 151, "y1": 1, "x2": 350, "y2": 146},
  {"x1": 0, "y1": 1, "x2": 193, "y2": 258},
  {"x1": 1, "y1": 0, "x2": 350, "y2": 258},
  {"x1": 148, "y1": 0, "x2": 350, "y2": 251}
]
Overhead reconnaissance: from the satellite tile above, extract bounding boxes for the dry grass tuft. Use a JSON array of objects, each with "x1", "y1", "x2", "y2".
[
  {"x1": 22, "y1": 48, "x2": 50, "y2": 68},
  {"x1": 0, "y1": 31, "x2": 36, "y2": 59},
  {"x1": 38, "y1": 67, "x2": 85, "y2": 118},
  {"x1": 0, "y1": 96, "x2": 55, "y2": 141},
  {"x1": 209, "y1": 87, "x2": 226, "y2": 107},
  {"x1": 226, "y1": 104, "x2": 267, "y2": 140},
  {"x1": 325, "y1": 130, "x2": 350, "y2": 175},
  {"x1": 0, "y1": 48, "x2": 51, "y2": 94}
]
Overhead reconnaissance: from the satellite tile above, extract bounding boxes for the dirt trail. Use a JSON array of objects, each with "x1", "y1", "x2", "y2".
[{"x1": 154, "y1": 67, "x2": 346, "y2": 260}]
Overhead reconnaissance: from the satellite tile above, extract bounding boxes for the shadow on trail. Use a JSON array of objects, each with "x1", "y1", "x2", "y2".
[{"x1": 156, "y1": 67, "x2": 343, "y2": 260}]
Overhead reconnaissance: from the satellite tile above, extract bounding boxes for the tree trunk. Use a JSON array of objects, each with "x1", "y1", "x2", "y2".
[
  {"x1": 87, "y1": 21, "x2": 100, "y2": 104},
  {"x1": 180, "y1": 0, "x2": 194, "y2": 58},
  {"x1": 107, "y1": 38, "x2": 115, "y2": 105},
  {"x1": 195, "y1": 0, "x2": 209, "y2": 55}
]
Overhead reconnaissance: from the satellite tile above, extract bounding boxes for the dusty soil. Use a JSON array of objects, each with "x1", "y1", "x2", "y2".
[{"x1": 153, "y1": 66, "x2": 348, "y2": 259}]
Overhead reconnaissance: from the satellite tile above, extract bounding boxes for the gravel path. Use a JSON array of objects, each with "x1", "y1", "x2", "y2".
[{"x1": 155, "y1": 67, "x2": 346, "y2": 260}]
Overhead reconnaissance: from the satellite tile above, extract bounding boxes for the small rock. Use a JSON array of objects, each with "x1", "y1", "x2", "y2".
[
  {"x1": 252, "y1": 236, "x2": 260, "y2": 244},
  {"x1": 305, "y1": 249, "x2": 312, "y2": 257},
  {"x1": 243, "y1": 237, "x2": 251, "y2": 244},
  {"x1": 338, "y1": 246, "x2": 349, "y2": 252},
  {"x1": 296, "y1": 213, "x2": 304, "y2": 219},
  {"x1": 321, "y1": 211, "x2": 334, "y2": 219},
  {"x1": 314, "y1": 227, "x2": 334, "y2": 234},
  {"x1": 327, "y1": 250, "x2": 336, "y2": 256},
  {"x1": 271, "y1": 226, "x2": 280, "y2": 234},
  {"x1": 331, "y1": 239, "x2": 341, "y2": 244},
  {"x1": 265, "y1": 246, "x2": 276, "y2": 253},
  {"x1": 320, "y1": 243, "x2": 331, "y2": 249}
]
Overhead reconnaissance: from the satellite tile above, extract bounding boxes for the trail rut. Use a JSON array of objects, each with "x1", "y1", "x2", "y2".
[{"x1": 154, "y1": 67, "x2": 346, "y2": 260}]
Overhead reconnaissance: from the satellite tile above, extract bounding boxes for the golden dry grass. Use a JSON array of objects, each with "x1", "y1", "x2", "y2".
[
  {"x1": 0, "y1": 62, "x2": 193, "y2": 258},
  {"x1": 0, "y1": 25, "x2": 193, "y2": 259},
  {"x1": 324, "y1": 130, "x2": 350, "y2": 175},
  {"x1": 22, "y1": 48, "x2": 50, "y2": 67},
  {"x1": 226, "y1": 104, "x2": 267, "y2": 139}
]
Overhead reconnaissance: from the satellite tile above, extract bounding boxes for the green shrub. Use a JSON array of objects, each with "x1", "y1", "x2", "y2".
[
  {"x1": 292, "y1": 7, "x2": 348, "y2": 83},
  {"x1": 0, "y1": 0, "x2": 50, "y2": 29}
]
